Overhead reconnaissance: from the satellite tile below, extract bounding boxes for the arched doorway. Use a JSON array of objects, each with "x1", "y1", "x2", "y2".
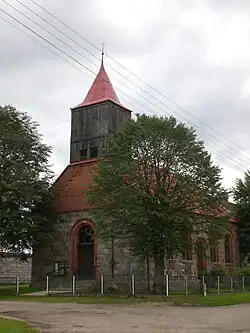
[
  {"x1": 71, "y1": 220, "x2": 96, "y2": 280},
  {"x1": 196, "y1": 238, "x2": 207, "y2": 275},
  {"x1": 78, "y1": 225, "x2": 94, "y2": 279}
]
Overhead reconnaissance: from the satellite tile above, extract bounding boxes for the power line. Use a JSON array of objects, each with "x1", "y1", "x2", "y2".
[
  {"x1": 17, "y1": 0, "x2": 249, "y2": 168},
  {"x1": 1, "y1": 0, "x2": 100, "y2": 71},
  {"x1": 14, "y1": 1, "x2": 248, "y2": 168},
  {"x1": 16, "y1": 0, "x2": 101, "y2": 63},
  {"x1": 0, "y1": 8, "x2": 142, "y2": 115},
  {"x1": 0, "y1": 13, "x2": 92, "y2": 79},
  {"x1": 0, "y1": 3, "x2": 247, "y2": 173},
  {"x1": 28, "y1": 0, "x2": 250, "y2": 159},
  {"x1": 6, "y1": 0, "x2": 249, "y2": 167},
  {"x1": 0, "y1": 4, "x2": 248, "y2": 173},
  {"x1": 0, "y1": 6, "x2": 96, "y2": 77},
  {"x1": 2, "y1": 1, "x2": 168, "y2": 111}
]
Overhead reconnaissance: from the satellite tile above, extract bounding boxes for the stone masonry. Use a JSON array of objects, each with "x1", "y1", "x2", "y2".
[
  {"x1": 32, "y1": 211, "x2": 146, "y2": 290},
  {"x1": 0, "y1": 253, "x2": 31, "y2": 283}
]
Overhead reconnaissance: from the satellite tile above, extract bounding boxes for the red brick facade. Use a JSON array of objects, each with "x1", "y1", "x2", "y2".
[{"x1": 54, "y1": 159, "x2": 98, "y2": 214}]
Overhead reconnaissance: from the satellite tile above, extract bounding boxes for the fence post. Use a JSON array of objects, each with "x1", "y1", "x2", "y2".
[
  {"x1": 242, "y1": 276, "x2": 245, "y2": 292},
  {"x1": 202, "y1": 276, "x2": 207, "y2": 297},
  {"x1": 46, "y1": 276, "x2": 49, "y2": 295},
  {"x1": 185, "y1": 275, "x2": 188, "y2": 296},
  {"x1": 165, "y1": 274, "x2": 169, "y2": 297},
  {"x1": 72, "y1": 275, "x2": 76, "y2": 295},
  {"x1": 202, "y1": 275, "x2": 205, "y2": 288},
  {"x1": 16, "y1": 277, "x2": 19, "y2": 296},
  {"x1": 100, "y1": 274, "x2": 104, "y2": 296},
  {"x1": 131, "y1": 274, "x2": 135, "y2": 295},
  {"x1": 217, "y1": 276, "x2": 220, "y2": 294},
  {"x1": 230, "y1": 276, "x2": 233, "y2": 294}
]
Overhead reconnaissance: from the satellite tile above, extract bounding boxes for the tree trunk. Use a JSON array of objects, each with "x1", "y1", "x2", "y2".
[
  {"x1": 109, "y1": 235, "x2": 118, "y2": 293},
  {"x1": 153, "y1": 254, "x2": 165, "y2": 294},
  {"x1": 146, "y1": 257, "x2": 150, "y2": 292},
  {"x1": 111, "y1": 235, "x2": 115, "y2": 278}
]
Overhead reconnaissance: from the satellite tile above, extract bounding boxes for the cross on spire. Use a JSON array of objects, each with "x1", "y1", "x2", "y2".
[{"x1": 101, "y1": 42, "x2": 105, "y2": 65}]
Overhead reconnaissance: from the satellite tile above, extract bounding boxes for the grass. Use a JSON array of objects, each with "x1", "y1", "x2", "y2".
[
  {"x1": 0, "y1": 318, "x2": 39, "y2": 332},
  {"x1": 1, "y1": 293, "x2": 250, "y2": 306},
  {"x1": 0, "y1": 294, "x2": 166, "y2": 304},
  {"x1": 1, "y1": 283, "x2": 250, "y2": 306},
  {"x1": 0, "y1": 284, "x2": 40, "y2": 296},
  {"x1": 169, "y1": 293, "x2": 250, "y2": 307}
]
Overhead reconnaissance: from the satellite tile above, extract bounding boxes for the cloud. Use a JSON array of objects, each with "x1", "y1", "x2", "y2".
[{"x1": 0, "y1": 0, "x2": 249, "y2": 189}]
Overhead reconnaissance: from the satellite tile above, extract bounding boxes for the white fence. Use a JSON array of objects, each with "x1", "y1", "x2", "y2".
[
  {"x1": 1, "y1": 274, "x2": 249, "y2": 296},
  {"x1": 42, "y1": 274, "x2": 249, "y2": 296}
]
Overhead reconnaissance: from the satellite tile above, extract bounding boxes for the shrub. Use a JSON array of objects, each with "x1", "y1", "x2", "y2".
[
  {"x1": 237, "y1": 264, "x2": 250, "y2": 276},
  {"x1": 206, "y1": 266, "x2": 228, "y2": 276}
]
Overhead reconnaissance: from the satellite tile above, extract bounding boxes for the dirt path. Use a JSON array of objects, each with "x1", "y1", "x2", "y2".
[{"x1": 0, "y1": 301, "x2": 249, "y2": 332}]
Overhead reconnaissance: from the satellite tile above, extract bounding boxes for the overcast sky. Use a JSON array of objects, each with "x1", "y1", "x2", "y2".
[{"x1": 1, "y1": 0, "x2": 250, "y2": 190}]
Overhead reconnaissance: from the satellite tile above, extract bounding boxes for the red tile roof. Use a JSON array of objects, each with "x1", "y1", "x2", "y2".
[{"x1": 72, "y1": 59, "x2": 122, "y2": 109}]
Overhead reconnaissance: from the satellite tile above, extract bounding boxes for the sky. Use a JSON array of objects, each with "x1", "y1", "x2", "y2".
[{"x1": 1, "y1": 0, "x2": 250, "y2": 190}]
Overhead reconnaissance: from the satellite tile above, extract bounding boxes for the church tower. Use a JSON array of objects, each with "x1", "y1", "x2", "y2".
[
  {"x1": 70, "y1": 57, "x2": 131, "y2": 163},
  {"x1": 31, "y1": 55, "x2": 138, "y2": 287}
]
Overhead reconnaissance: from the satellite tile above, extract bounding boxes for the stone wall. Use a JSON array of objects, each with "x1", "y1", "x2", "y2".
[
  {"x1": 0, "y1": 254, "x2": 31, "y2": 283},
  {"x1": 31, "y1": 211, "x2": 146, "y2": 288},
  {"x1": 31, "y1": 210, "x2": 240, "y2": 289}
]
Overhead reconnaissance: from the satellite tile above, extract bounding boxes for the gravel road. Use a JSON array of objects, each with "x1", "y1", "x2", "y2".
[{"x1": 0, "y1": 301, "x2": 249, "y2": 332}]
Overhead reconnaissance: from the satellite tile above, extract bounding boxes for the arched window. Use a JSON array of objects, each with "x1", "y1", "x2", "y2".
[
  {"x1": 196, "y1": 238, "x2": 207, "y2": 273},
  {"x1": 210, "y1": 243, "x2": 218, "y2": 262},
  {"x1": 182, "y1": 242, "x2": 192, "y2": 260},
  {"x1": 182, "y1": 233, "x2": 192, "y2": 260},
  {"x1": 225, "y1": 233, "x2": 233, "y2": 263}
]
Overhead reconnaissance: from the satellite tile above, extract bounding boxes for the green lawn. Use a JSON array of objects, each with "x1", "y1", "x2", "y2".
[
  {"x1": 1, "y1": 284, "x2": 250, "y2": 306},
  {"x1": 0, "y1": 318, "x2": 39, "y2": 332},
  {"x1": 0, "y1": 294, "x2": 166, "y2": 304},
  {"x1": 0, "y1": 293, "x2": 250, "y2": 306},
  {"x1": 169, "y1": 293, "x2": 250, "y2": 306},
  {"x1": 0, "y1": 284, "x2": 40, "y2": 296}
]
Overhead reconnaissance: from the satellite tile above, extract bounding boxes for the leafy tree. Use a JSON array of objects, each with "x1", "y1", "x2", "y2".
[
  {"x1": 233, "y1": 171, "x2": 250, "y2": 264},
  {"x1": 87, "y1": 115, "x2": 228, "y2": 291},
  {"x1": 0, "y1": 105, "x2": 54, "y2": 258}
]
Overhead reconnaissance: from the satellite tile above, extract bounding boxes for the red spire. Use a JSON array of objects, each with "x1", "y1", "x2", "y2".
[{"x1": 72, "y1": 55, "x2": 122, "y2": 109}]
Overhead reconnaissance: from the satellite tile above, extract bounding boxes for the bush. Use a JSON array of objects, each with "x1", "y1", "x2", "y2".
[
  {"x1": 206, "y1": 267, "x2": 228, "y2": 277},
  {"x1": 237, "y1": 264, "x2": 250, "y2": 276}
]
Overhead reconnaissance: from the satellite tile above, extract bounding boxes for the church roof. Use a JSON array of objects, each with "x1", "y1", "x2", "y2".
[{"x1": 72, "y1": 58, "x2": 123, "y2": 109}]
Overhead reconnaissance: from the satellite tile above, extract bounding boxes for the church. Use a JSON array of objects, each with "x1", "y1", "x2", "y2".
[{"x1": 31, "y1": 57, "x2": 239, "y2": 290}]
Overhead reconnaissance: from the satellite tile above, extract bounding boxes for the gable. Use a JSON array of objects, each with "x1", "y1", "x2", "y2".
[{"x1": 53, "y1": 159, "x2": 98, "y2": 213}]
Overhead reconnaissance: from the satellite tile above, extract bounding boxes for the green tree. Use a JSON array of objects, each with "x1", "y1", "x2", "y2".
[
  {"x1": 0, "y1": 105, "x2": 54, "y2": 258},
  {"x1": 87, "y1": 115, "x2": 228, "y2": 291},
  {"x1": 233, "y1": 170, "x2": 250, "y2": 264}
]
